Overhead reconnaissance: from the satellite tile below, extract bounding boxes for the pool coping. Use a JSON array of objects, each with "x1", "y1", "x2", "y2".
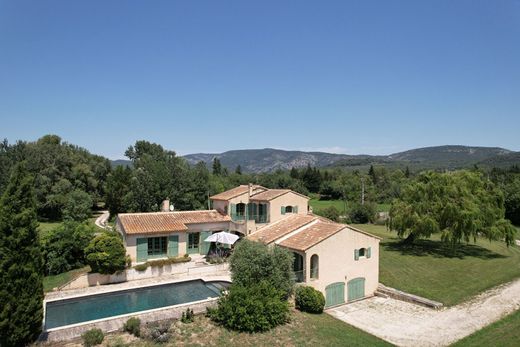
[{"x1": 42, "y1": 275, "x2": 231, "y2": 335}]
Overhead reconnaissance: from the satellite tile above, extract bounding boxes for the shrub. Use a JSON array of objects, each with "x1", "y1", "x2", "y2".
[
  {"x1": 181, "y1": 308, "x2": 194, "y2": 323},
  {"x1": 123, "y1": 317, "x2": 141, "y2": 337},
  {"x1": 349, "y1": 202, "x2": 376, "y2": 224},
  {"x1": 84, "y1": 233, "x2": 127, "y2": 274},
  {"x1": 82, "y1": 328, "x2": 104, "y2": 346},
  {"x1": 230, "y1": 239, "x2": 294, "y2": 298},
  {"x1": 294, "y1": 286, "x2": 325, "y2": 313},
  {"x1": 315, "y1": 206, "x2": 340, "y2": 222},
  {"x1": 143, "y1": 322, "x2": 171, "y2": 343},
  {"x1": 134, "y1": 263, "x2": 148, "y2": 272},
  {"x1": 63, "y1": 189, "x2": 93, "y2": 222},
  {"x1": 209, "y1": 281, "x2": 290, "y2": 333}
]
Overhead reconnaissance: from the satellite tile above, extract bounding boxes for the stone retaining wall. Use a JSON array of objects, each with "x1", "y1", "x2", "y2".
[{"x1": 376, "y1": 283, "x2": 443, "y2": 309}]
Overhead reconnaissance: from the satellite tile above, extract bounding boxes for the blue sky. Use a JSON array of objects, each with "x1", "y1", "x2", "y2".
[{"x1": 1, "y1": 1, "x2": 519, "y2": 159}]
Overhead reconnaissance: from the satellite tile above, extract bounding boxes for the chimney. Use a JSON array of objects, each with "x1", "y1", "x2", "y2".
[
  {"x1": 248, "y1": 183, "x2": 253, "y2": 197},
  {"x1": 161, "y1": 199, "x2": 170, "y2": 212}
]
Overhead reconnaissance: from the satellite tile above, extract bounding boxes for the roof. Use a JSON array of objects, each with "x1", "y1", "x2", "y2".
[
  {"x1": 249, "y1": 214, "x2": 316, "y2": 244},
  {"x1": 118, "y1": 210, "x2": 231, "y2": 235},
  {"x1": 250, "y1": 189, "x2": 290, "y2": 201},
  {"x1": 209, "y1": 185, "x2": 266, "y2": 200},
  {"x1": 279, "y1": 221, "x2": 346, "y2": 251}
]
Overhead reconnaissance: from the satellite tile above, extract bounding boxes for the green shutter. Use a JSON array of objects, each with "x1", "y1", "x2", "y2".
[
  {"x1": 325, "y1": 282, "x2": 345, "y2": 307},
  {"x1": 367, "y1": 247, "x2": 371, "y2": 259},
  {"x1": 168, "y1": 235, "x2": 179, "y2": 257},
  {"x1": 137, "y1": 238, "x2": 148, "y2": 263},
  {"x1": 281, "y1": 206, "x2": 286, "y2": 215},
  {"x1": 200, "y1": 231, "x2": 212, "y2": 255},
  {"x1": 354, "y1": 249, "x2": 359, "y2": 261},
  {"x1": 230, "y1": 203, "x2": 235, "y2": 215},
  {"x1": 294, "y1": 205, "x2": 298, "y2": 213}
]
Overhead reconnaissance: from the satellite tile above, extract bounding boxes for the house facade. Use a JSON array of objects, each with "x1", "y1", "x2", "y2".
[
  {"x1": 249, "y1": 214, "x2": 381, "y2": 307},
  {"x1": 116, "y1": 184, "x2": 380, "y2": 307}
]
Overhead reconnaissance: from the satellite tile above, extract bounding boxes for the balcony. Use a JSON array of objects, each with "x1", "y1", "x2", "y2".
[{"x1": 230, "y1": 213, "x2": 246, "y2": 222}]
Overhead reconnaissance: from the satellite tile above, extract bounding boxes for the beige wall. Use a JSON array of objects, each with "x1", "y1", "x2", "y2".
[
  {"x1": 266, "y1": 192, "x2": 309, "y2": 223},
  {"x1": 123, "y1": 221, "x2": 230, "y2": 263},
  {"x1": 302, "y1": 227, "x2": 380, "y2": 303}
]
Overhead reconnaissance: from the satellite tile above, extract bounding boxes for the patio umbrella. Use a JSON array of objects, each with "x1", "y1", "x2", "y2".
[{"x1": 204, "y1": 231, "x2": 240, "y2": 245}]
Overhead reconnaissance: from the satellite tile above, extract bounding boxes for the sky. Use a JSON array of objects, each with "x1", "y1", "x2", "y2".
[{"x1": 0, "y1": 1, "x2": 519, "y2": 159}]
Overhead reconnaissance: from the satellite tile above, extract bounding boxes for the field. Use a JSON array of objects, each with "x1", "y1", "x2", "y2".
[
  {"x1": 64, "y1": 310, "x2": 392, "y2": 347},
  {"x1": 451, "y1": 309, "x2": 520, "y2": 347},
  {"x1": 309, "y1": 199, "x2": 390, "y2": 214},
  {"x1": 352, "y1": 224, "x2": 520, "y2": 306}
]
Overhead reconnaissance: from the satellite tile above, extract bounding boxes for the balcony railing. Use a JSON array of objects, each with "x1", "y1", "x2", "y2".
[
  {"x1": 231, "y1": 213, "x2": 246, "y2": 222},
  {"x1": 292, "y1": 270, "x2": 305, "y2": 283},
  {"x1": 231, "y1": 213, "x2": 268, "y2": 223}
]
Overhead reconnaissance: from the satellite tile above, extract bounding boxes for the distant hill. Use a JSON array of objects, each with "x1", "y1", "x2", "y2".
[
  {"x1": 477, "y1": 151, "x2": 520, "y2": 168},
  {"x1": 183, "y1": 145, "x2": 515, "y2": 173},
  {"x1": 111, "y1": 159, "x2": 133, "y2": 168}
]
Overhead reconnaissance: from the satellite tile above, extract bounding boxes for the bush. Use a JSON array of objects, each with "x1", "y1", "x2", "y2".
[
  {"x1": 42, "y1": 222, "x2": 95, "y2": 275},
  {"x1": 143, "y1": 322, "x2": 171, "y2": 343},
  {"x1": 134, "y1": 263, "x2": 148, "y2": 272},
  {"x1": 294, "y1": 286, "x2": 325, "y2": 313},
  {"x1": 85, "y1": 233, "x2": 127, "y2": 274},
  {"x1": 315, "y1": 206, "x2": 340, "y2": 222},
  {"x1": 63, "y1": 189, "x2": 93, "y2": 222},
  {"x1": 123, "y1": 317, "x2": 140, "y2": 337},
  {"x1": 181, "y1": 308, "x2": 194, "y2": 323},
  {"x1": 230, "y1": 239, "x2": 294, "y2": 298},
  {"x1": 209, "y1": 281, "x2": 290, "y2": 333},
  {"x1": 349, "y1": 202, "x2": 376, "y2": 224},
  {"x1": 82, "y1": 328, "x2": 104, "y2": 346}
]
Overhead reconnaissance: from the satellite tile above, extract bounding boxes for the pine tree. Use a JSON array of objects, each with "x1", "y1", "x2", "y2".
[
  {"x1": 235, "y1": 165, "x2": 242, "y2": 175},
  {"x1": 368, "y1": 165, "x2": 377, "y2": 184},
  {"x1": 0, "y1": 164, "x2": 44, "y2": 346},
  {"x1": 212, "y1": 158, "x2": 222, "y2": 176}
]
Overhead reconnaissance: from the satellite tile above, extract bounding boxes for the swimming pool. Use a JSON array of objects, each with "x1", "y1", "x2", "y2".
[{"x1": 45, "y1": 279, "x2": 229, "y2": 330}]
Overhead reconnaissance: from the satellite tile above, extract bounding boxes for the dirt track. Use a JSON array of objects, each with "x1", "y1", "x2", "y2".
[{"x1": 328, "y1": 278, "x2": 520, "y2": 347}]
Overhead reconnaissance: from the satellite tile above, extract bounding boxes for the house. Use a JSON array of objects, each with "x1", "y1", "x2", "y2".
[
  {"x1": 249, "y1": 214, "x2": 381, "y2": 307},
  {"x1": 210, "y1": 183, "x2": 310, "y2": 236},
  {"x1": 116, "y1": 184, "x2": 380, "y2": 307}
]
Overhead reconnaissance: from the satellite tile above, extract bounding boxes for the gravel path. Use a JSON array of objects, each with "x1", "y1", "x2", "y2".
[
  {"x1": 94, "y1": 210, "x2": 109, "y2": 230},
  {"x1": 328, "y1": 278, "x2": 520, "y2": 347}
]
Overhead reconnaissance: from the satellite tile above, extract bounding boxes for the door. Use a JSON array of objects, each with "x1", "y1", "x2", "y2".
[
  {"x1": 348, "y1": 277, "x2": 366, "y2": 302},
  {"x1": 325, "y1": 282, "x2": 345, "y2": 307},
  {"x1": 168, "y1": 235, "x2": 179, "y2": 257}
]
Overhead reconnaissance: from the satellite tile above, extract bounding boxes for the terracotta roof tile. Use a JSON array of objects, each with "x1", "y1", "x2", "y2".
[
  {"x1": 209, "y1": 185, "x2": 266, "y2": 200},
  {"x1": 249, "y1": 189, "x2": 290, "y2": 201},
  {"x1": 118, "y1": 210, "x2": 231, "y2": 235},
  {"x1": 279, "y1": 221, "x2": 345, "y2": 251},
  {"x1": 249, "y1": 214, "x2": 316, "y2": 244}
]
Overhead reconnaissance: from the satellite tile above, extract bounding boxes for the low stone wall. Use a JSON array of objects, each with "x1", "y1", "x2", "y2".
[
  {"x1": 60, "y1": 263, "x2": 229, "y2": 290},
  {"x1": 376, "y1": 283, "x2": 443, "y2": 309},
  {"x1": 42, "y1": 297, "x2": 218, "y2": 342}
]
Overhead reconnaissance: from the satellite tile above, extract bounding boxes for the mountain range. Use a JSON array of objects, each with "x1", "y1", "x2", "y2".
[{"x1": 182, "y1": 145, "x2": 518, "y2": 173}]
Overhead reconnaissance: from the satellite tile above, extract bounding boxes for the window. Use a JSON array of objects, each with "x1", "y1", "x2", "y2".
[
  {"x1": 359, "y1": 248, "x2": 366, "y2": 257},
  {"x1": 285, "y1": 206, "x2": 293, "y2": 213},
  {"x1": 147, "y1": 237, "x2": 167, "y2": 258},
  {"x1": 310, "y1": 254, "x2": 319, "y2": 279},
  {"x1": 188, "y1": 232, "x2": 200, "y2": 254},
  {"x1": 236, "y1": 203, "x2": 246, "y2": 216}
]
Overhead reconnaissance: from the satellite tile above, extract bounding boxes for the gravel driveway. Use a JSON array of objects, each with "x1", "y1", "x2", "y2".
[{"x1": 328, "y1": 278, "x2": 520, "y2": 347}]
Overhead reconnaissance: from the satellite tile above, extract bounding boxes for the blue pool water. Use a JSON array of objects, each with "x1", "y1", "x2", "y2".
[{"x1": 45, "y1": 280, "x2": 228, "y2": 330}]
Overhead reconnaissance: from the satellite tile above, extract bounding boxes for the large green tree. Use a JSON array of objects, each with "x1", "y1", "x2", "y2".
[
  {"x1": 0, "y1": 164, "x2": 44, "y2": 346},
  {"x1": 388, "y1": 171, "x2": 516, "y2": 247}
]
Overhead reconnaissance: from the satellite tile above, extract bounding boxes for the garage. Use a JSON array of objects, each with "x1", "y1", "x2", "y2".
[
  {"x1": 325, "y1": 282, "x2": 345, "y2": 307},
  {"x1": 348, "y1": 277, "x2": 366, "y2": 302}
]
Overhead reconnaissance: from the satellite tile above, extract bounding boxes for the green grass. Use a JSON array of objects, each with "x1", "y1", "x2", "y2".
[
  {"x1": 37, "y1": 221, "x2": 63, "y2": 237},
  {"x1": 43, "y1": 266, "x2": 90, "y2": 292},
  {"x1": 103, "y1": 310, "x2": 392, "y2": 347},
  {"x1": 310, "y1": 200, "x2": 391, "y2": 214},
  {"x1": 351, "y1": 224, "x2": 520, "y2": 306},
  {"x1": 451, "y1": 309, "x2": 520, "y2": 347}
]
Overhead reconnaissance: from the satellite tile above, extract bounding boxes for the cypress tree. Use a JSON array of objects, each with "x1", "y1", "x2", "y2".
[{"x1": 0, "y1": 164, "x2": 44, "y2": 346}]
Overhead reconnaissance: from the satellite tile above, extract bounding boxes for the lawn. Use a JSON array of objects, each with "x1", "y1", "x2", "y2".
[
  {"x1": 310, "y1": 200, "x2": 390, "y2": 214},
  {"x1": 451, "y1": 309, "x2": 520, "y2": 347},
  {"x1": 351, "y1": 224, "x2": 520, "y2": 306},
  {"x1": 37, "y1": 221, "x2": 63, "y2": 237},
  {"x1": 43, "y1": 266, "x2": 90, "y2": 292},
  {"x1": 90, "y1": 310, "x2": 392, "y2": 347}
]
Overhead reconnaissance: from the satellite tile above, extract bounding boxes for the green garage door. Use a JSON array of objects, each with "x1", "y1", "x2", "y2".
[
  {"x1": 348, "y1": 277, "x2": 365, "y2": 302},
  {"x1": 325, "y1": 282, "x2": 345, "y2": 307}
]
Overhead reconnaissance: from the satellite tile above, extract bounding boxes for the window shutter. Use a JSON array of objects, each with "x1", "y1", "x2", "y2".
[
  {"x1": 200, "y1": 231, "x2": 212, "y2": 255},
  {"x1": 354, "y1": 249, "x2": 359, "y2": 261},
  {"x1": 281, "y1": 206, "x2": 286, "y2": 215},
  {"x1": 367, "y1": 247, "x2": 371, "y2": 258},
  {"x1": 137, "y1": 238, "x2": 148, "y2": 263},
  {"x1": 230, "y1": 203, "x2": 235, "y2": 215},
  {"x1": 294, "y1": 205, "x2": 298, "y2": 213},
  {"x1": 168, "y1": 235, "x2": 179, "y2": 257}
]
